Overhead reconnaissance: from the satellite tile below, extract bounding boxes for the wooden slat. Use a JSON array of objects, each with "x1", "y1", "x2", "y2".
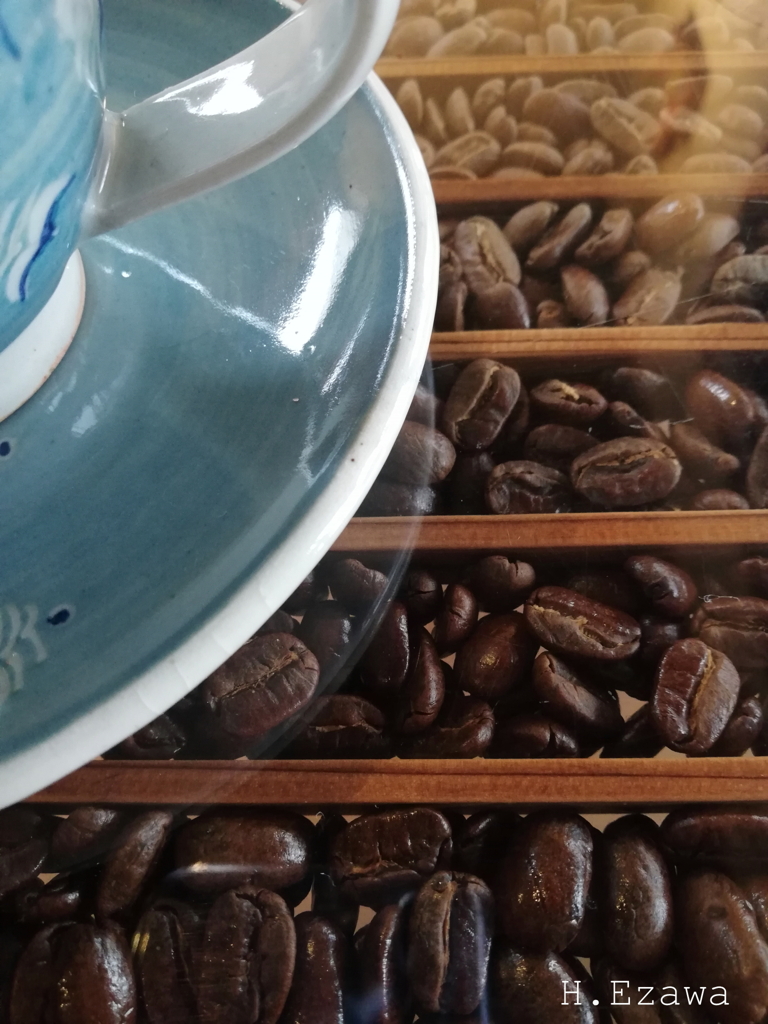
[
  {"x1": 26, "y1": 758, "x2": 768, "y2": 809},
  {"x1": 335, "y1": 512, "x2": 768, "y2": 557},
  {"x1": 432, "y1": 174, "x2": 768, "y2": 207},
  {"x1": 377, "y1": 50, "x2": 768, "y2": 80}
]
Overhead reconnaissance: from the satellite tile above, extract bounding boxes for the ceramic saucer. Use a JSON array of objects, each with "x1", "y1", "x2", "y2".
[{"x1": 0, "y1": 0, "x2": 437, "y2": 804}]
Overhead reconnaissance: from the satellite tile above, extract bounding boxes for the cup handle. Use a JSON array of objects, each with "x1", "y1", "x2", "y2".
[{"x1": 82, "y1": 0, "x2": 398, "y2": 237}]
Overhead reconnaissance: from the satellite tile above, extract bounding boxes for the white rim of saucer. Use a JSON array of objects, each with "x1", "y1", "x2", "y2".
[{"x1": 0, "y1": 73, "x2": 439, "y2": 806}]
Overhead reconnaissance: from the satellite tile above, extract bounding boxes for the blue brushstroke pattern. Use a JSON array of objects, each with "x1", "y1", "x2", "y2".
[
  {"x1": 0, "y1": 13, "x2": 20, "y2": 60},
  {"x1": 18, "y1": 174, "x2": 76, "y2": 302}
]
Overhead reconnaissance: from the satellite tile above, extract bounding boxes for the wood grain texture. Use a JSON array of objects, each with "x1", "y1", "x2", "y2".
[{"x1": 26, "y1": 758, "x2": 768, "y2": 809}]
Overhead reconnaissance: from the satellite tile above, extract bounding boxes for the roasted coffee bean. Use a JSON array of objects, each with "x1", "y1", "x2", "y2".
[
  {"x1": 739, "y1": 874, "x2": 768, "y2": 939},
  {"x1": 491, "y1": 384, "x2": 530, "y2": 457},
  {"x1": 433, "y1": 584, "x2": 478, "y2": 655},
  {"x1": 0, "y1": 808, "x2": 52, "y2": 900},
  {"x1": 280, "y1": 914, "x2": 348, "y2": 1024},
  {"x1": 492, "y1": 945, "x2": 599, "y2": 1024},
  {"x1": 397, "y1": 628, "x2": 445, "y2": 734},
  {"x1": 748, "y1": 425, "x2": 768, "y2": 508},
  {"x1": 526, "y1": 204, "x2": 593, "y2": 272},
  {"x1": 602, "y1": 367, "x2": 677, "y2": 421},
  {"x1": 496, "y1": 810, "x2": 593, "y2": 950},
  {"x1": 471, "y1": 281, "x2": 531, "y2": 329},
  {"x1": 355, "y1": 900, "x2": 411, "y2": 1024},
  {"x1": 635, "y1": 194, "x2": 705, "y2": 255},
  {"x1": 202, "y1": 632, "x2": 320, "y2": 743},
  {"x1": 638, "y1": 614, "x2": 683, "y2": 668},
  {"x1": 669, "y1": 422, "x2": 740, "y2": 486},
  {"x1": 358, "y1": 480, "x2": 440, "y2": 517},
  {"x1": 454, "y1": 217, "x2": 521, "y2": 293},
  {"x1": 530, "y1": 379, "x2": 607, "y2": 426},
  {"x1": 400, "y1": 568, "x2": 443, "y2": 625},
  {"x1": 575, "y1": 207, "x2": 634, "y2": 266},
  {"x1": 571, "y1": 438, "x2": 682, "y2": 508},
  {"x1": 605, "y1": 401, "x2": 662, "y2": 441},
  {"x1": 705, "y1": 693, "x2": 764, "y2": 756},
  {"x1": 360, "y1": 601, "x2": 410, "y2": 692},
  {"x1": 463, "y1": 555, "x2": 536, "y2": 611},
  {"x1": 434, "y1": 279, "x2": 467, "y2": 333},
  {"x1": 134, "y1": 900, "x2": 200, "y2": 1024},
  {"x1": 10, "y1": 922, "x2": 71, "y2": 1023},
  {"x1": 623, "y1": 555, "x2": 697, "y2": 618},
  {"x1": 48, "y1": 808, "x2": 124, "y2": 874},
  {"x1": 613, "y1": 267, "x2": 682, "y2": 327},
  {"x1": 11, "y1": 870, "x2": 95, "y2": 927},
  {"x1": 591, "y1": 959, "x2": 663, "y2": 1024},
  {"x1": 408, "y1": 872, "x2": 493, "y2": 1016},
  {"x1": 454, "y1": 811, "x2": 520, "y2": 884},
  {"x1": 97, "y1": 810, "x2": 174, "y2": 921},
  {"x1": 649, "y1": 960, "x2": 710, "y2": 1024},
  {"x1": 537, "y1": 299, "x2": 571, "y2": 328},
  {"x1": 282, "y1": 571, "x2": 325, "y2": 614},
  {"x1": 685, "y1": 370, "x2": 755, "y2": 455},
  {"x1": 311, "y1": 814, "x2": 359, "y2": 938},
  {"x1": 326, "y1": 559, "x2": 389, "y2": 610},
  {"x1": 533, "y1": 651, "x2": 623, "y2": 742},
  {"x1": 175, "y1": 810, "x2": 314, "y2": 893},
  {"x1": 522, "y1": 88, "x2": 592, "y2": 144},
  {"x1": 503, "y1": 201, "x2": 559, "y2": 252},
  {"x1": 525, "y1": 585, "x2": 641, "y2": 660},
  {"x1": 591, "y1": 97, "x2": 661, "y2": 156},
  {"x1": 257, "y1": 611, "x2": 296, "y2": 636},
  {"x1": 407, "y1": 382, "x2": 443, "y2": 428},
  {"x1": 677, "y1": 871, "x2": 768, "y2": 1024},
  {"x1": 383, "y1": 421, "x2": 457, "y2": 486},
  {"x1": 692, "y1": 488, "x2": 750, "y2": 510},
  {"x1": 601, "y1": 705, "x2": 664, "y2": 758},
  {"x1": 401, "y1": 694, "x2": 495, "y2": 758},
  {"x1": 600, "y1": 815, "x2": 672, "y2": 972},
  {"x1": 662, "y1": 807, "x2": 768, "y2": 864},
  {"x1": 455, "y1": 611, "x2": 537, "y2": 700},
  {"x1": 489, "y1": 714, "x2": 580, "y2": 758},
  {"x1": 566, "y1": 568, "x2": 641, "y2": 614},
  {"x1": 446, "y1": 452, "x2": 495, "y2": 514},
  {"x1": 686, "y1": 303, "x2": 765, "y2": 325},
  {"x1": 560, "y1": 265, "x2": 610, "y2": 325},
  {"x1": 329, "y1": 809, "x2": 452, "y2": 908},
  {"x1": 652, "y1": 638, "x2": 739, "y2": 754},
  {"x1": 735, "y1": 557, "x2": 768, "y2": 597},
  {"x1": 197, "y1": 888, "x2": 295, "y2": 1024},
  {"x1": 297, "y1": 601, "x2": 354, "y2": 680},
  {"x1": 105, "y1": 715, "x2": 186, "y2": 760},
  {"x1": 442, "y1": 360, "x2": 521, "y2": 451},
  {"x1": 712, "y1": 254, "x2": 768, "y2": 306},
  {"x1": 49, "y1": 922, "x2": 137, "y2": 1024},
  {"x1": 691, "y1": 595, "x2": 768, "y2": 676},
  {"x1": 485, "y1": 460, "x2": 571, "y2": 514},
  {"x1": 288, "y1": 696, "x2": 390, "y2": 758}
]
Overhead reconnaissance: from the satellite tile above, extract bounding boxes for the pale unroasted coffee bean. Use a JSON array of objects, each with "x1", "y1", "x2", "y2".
[
  {"x1": 629, "y1": 85, "x2": 666, "y2": 116},
  {"x1": 500, "y1": 141, "x2": 564, "y2": 175},
  {"x1": 591, "y1": 97, "x2": 662, "y2": 156},
  {"x1": 516, "y1": 121, "x2": 557, "y2": 146},
  {"x1": 427, "y1": 21, "x2": 487, "y2": 55},
  {"x1": 524, "y1": 586, "x2": 641, "y2": 660},
  {"x1": 546, "y1": 22, "x2": 578, "y2": 52},
  {"x1": 443, "y1": 359, "x2": 521, "y2": 451},
  {"x1": 635, "y1": 194, "x2": 705, "y2": 255},
  {"x1": 612, "y1": 267, "x2": 682, "y2": 326},
  {"x1": 681, "y1": 153, "x2": 752, "y2": 174},
  {"x1": 560, "y1": 265, "x2": 610, "y2": 324},
  {"x1": 502, "y1": 201, "x2": 559, "y2": 252},
  {"x1": 434, "y1": 131, "x2": 500, "y2": 175},
  {"x1": 445, "y1": 87, "x2": 475, "y2": 138},
  {"x1": 483, "y1": 105, "x2": 518, "y2": 146},
  {"x1": 717, "y1": 102, "x2": 765, "y2": 140},
  {"x1": 526, "y1": 204, "x2": 593, "y2": 271},
  {"x1": 562, "y1": 142, "x2": 614, "y2": 175},
  {"x1": 386, "y1": 16, "x2": 445, "y2": 56},
  {"x1": 507, "y1": 76, "x2": 544, "y2": 119},
  {"x1": 571, "y1": 437, "x2": 681, "y2": 507},
  {"x1": 557, "y1": 78, "x2": 617, "y2": 103},
  {"x1": 586, "y1": 15, "x2": 614, "y2": 48},
  {"x1": 423, "y1": 98, "x2": 448, "y2": 147},
  {"x1": 618, "y1": 26, "x2": 675, "y2": 50},
  {"x1": 454, "y1": 216, "x2": 521, "y2": 292},
  {"x1": 575, "y1": 208, "x2": 633, "y2": 265},
  {"x1": 485, "y1": 460, "x2": 571, "y2": 514}
]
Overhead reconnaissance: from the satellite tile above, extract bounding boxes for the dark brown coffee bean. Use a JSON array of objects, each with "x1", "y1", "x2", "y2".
[
  {"x1": 0, "y1": 931, "x2": 21, "y2": 1024},
  {"x1": 606, "y1": 401, "x2": 664, "y2": 441},
  {"x1": 496, "y1": 811, "x2": 592, "y2": 951},
  {"x1": 650, "y1": 960, "x2": 711, "y2": 1024},
  {"x1": 575, "y1": 208, "x2": 634, "y2": 266},
  {"x1": 433, "y1": 584, "x2": 478, "y2": 656},
  {"x1": 560, "y1": 265, "x2": 610, "y2": 326},
  {"x1": 409, "y1": 872, "x2": 494, "y2": 1016},
  {"x1": 97, "y1": 810, "x2": 174, "y2": 921},
  {"x1": 471, "y1": 281, "x2": 531, "y2": 330},
  {"x1": 0, "y1": 808, "x2": 52, "y2": 900},
  {"x1": 600, "y1": 816, "x2": 672, "y2": 972},
  {"x1": 360, "y1": 601, "x2": 410, "y2": 692},
  {"x1": 280, "y1": 914, "x2": 348, "y2": 1024},
  {"x1": 492, "y1": 945, "x2": 600, "y2": 1024},
  {"x1": 442, "y1": 360, "x2": 522, "y2": 452},
  {"x1": 400, "y1": 695, "x2": 495, "y2": 759},
  {"x1": 453, "y1": 217, "x2": 521, "y2": 294},
  {"x1": 525, "y1": 585, "x2": 641, "y2": 661},
  {"x1": 397, "y1": 627, "x2": 445, "y2": 735},
  {"x1": 704, "y1": 694, "x2": 764, "y2": 756},
  {"x1": 358, "y1": 480, "x2": 440, "y2": 517},
  {"x1": 488, "y1": 714, "x2": 580, "y2": 758},
  {"x1": 446, "y1": 452, "x2": 495, "y2": 514},
  {"x1": 669, "y1": 422, "x2": 740, "y2": 486},
  {"x1": 526, "y1": 203, "x2": 593, "y2": 273},
  {"x1": 408, "y1": 383, "x2": 443, "y2": 428},
  {"x1": 329, "y1": 809, "x2": 452, "y2": 909},
  {"x1": 491, "y1": 384, "x2": 531, "y2": 458},
  {"x1": 638, "y1": 614, "x2": 683, "y2": 668},
  {"x1": 49, "y1": 808, "x2": 126, "y2": 873},
  {"x1": 748, "y1": 425, "x2": 768, "y2": 508},
  {"x1": 739, "y1": 875, "x2": 768, "y2": 939},
  {"x1": 202, "y1": 632, "x2": 320, "y2": 743},
  {"x1": 691, "y1": 595, "x2": 768, "y2": 676},
  {"x1": 297, "y1": 601, "x2": 353, "y2": 679},
  {"x1": 687, "y1": 304, "x2": 764, "y2": 325},
  {"x1": 11, "y1": 870, "x2": 96, "y2": 927},
  {"x1": 601, "y1": 705, "x2": 664, "y2": 758},
  {"x1": 591, "y1": 958, "x2": 663, "y2": 1024},
  {"x1": 326, "y1": 559, "x2": 389, "y2": 610},
  {"x1": 691, "y1": 488, "x2": 750, "y2": 510},
  {"x1": 454, "y1": 812, "x2": 521, "y2": 884},
  {"x1": 662, "y1": 807, "x2": 768, "y2": 864},
  {"x1": 523, "y1": 424, "x2": 598, "y2": 473},
  {"x1": 652, "y1": 638, "x2": 739, "y2": 754},
  {"x1": 197, "y1": 888, "x2": 295, "y2": 1024},
  {"x1": 105, "y1": 714, "x2": 186, "y2": 760},
  {"x1": 454, "y1": 612, "x2": 537, "y2": 701},
  {"x1": 601, "y1": 367, "x2": 679, "y2": 421},
  {"x1": 383, "y1": 421, "x2": 457, "y2": 486},
  {"x1": 175, "y1": 810, "x2": 314, "y2": 894},
  {"x1": 463, "y1": 555, "x2": 536, "y2": 612},
  {"x1": 282, "y1": 571, "x2": 326, "y2": 614},
  {"x1": 572, "y1": 437, "x2": 681, "y2": 508},
  {"x1": 623, "y1": 555, "x2": 697, "y2": 618},
  {"x1": 400, "y1": 568, "x2": 442, "y2": 625},
  {"x1": 356, "y1": 900, "x2": 411, "y2": 1024},
  {"x1": 10, "y1": 922, "x2": 71, "y2": 1024},
  {"x1": 54, "y1": 922, "x2": 137, "y2": 1024},
  {"x1": 570, "y1": 830, "x2": 603, "y2": 960},
  {"x1": 257, "y1": 610, "x2": 297, "y2": 635},
  {"x1": 685, "y1": 369, "x2": 755, "y2": 453},
  {"x1": 566, "y1": 568, "x2": 641, "y2": 615},
  {"x1": 503, "y1": 201, "x2": 560, "y2": 253},
  {"x1": 486, "y1": 460, "x2": 571, "y2": 514},
  {"x1": 287, "y1": 695, "x2": 390, "y2": 758},
  {"x1": 530, "y1": 379, "x2": 607, "y2": 426},
  {"x1": 734, "y1": 557, "x2": 768, "y2": 598},
  {"x1": 533, "y1": 651, "x2": 623, "y2": 742},
  {"x1": 434, "y1": 279, "x2": 467, "y2": 333},
  {"x1": 134, "y1": 900, "x2": 200, "y2": 1024},
  {"x1": 677, "y1": 871, "x2": 768, "y2": 1024}
]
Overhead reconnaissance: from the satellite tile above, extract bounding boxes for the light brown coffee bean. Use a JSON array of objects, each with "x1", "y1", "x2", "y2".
[
  {"x1": 618, "y1": 24, "x2": 675, "y2": 49},
  {"x1": 506, "y1": 75, "x2": 543, "y2": 119},
  {"x1": 537, "y1": 299, "x2": 571, "y2": 328},
  {"x1": 613, "y1": 267, "x2": 682, "y2": 326},
  {"x1": 635, "y1": 194, "x2": 705, "y2": 255},
  {"x1": 681, "y1": 153, "x2": 752, "y2": 173},
  {"x1": 717, "y1": 102, "x2": 765, "y2": 139},
  {"x1": 556, "y1": 78, "x2": 617, "y2": 103},
  {"x1": 587, "y1": 15, "x2": 615, "y2": 48},
  {"x1": 673, "y1": 213, "x2": 741, "y2": 263},
  {"x1": 624, "y1": 154, "x2": 658, "y2": 174},
  {"x1": 546, "y1": 22, "x2": 578, "y2": 52},
  {"x1": 396, "y1": 79, "x2": 423, "y2": 131},
  {"x1": 659, "y1": 106, "x2": 722, "y2": 144},
  {"x1": 607, "y1": 249, "x2": 652, "y2": 289},
  {"x1": 487, "y1": 8, "x2": 536, "y2": 33},
  {"x1": 502, "y1": 201, "x2": 560, "y2": 253},
  {"x1": 471, "y1": 77, "x2": 505, "y2": 122},
  {"x1": 483, "y1": 105, "x2": 518, "y2": 146},
  {"x1": 526, "y1": 203, "x2": 593, "y2": 272},
  {"x1": 434, "y1": 131, "x2": 500, "y2": 175},
  {"x1": 561, "y1": 264, "x2": 610, "y2": 324},
  {"x1": 415, "y1": 135, "x2": 435, "y2": 168},
  {"x1": 454, "y1": 216, "x2": 521, "y2": 291},
  {"x1": 444, "y1": 87, "x2": 475, "y2": 138},
  {"x1": 386, "y1": 16, "x2": 445, "y2": 56},
  {"x1": 575, "y1": 208, "x2": 633, "y2": 266},
  {"x1": 516, "y1": 122, "x2": 558, "y2": 146},
  {"x1": 522, "y1": 88, "x2": 592, "y2": 144},
  {"x1": 713, "y1": 255, "x2": 768, "y2": 306},
  {"x1": 500, "y1": 141, "x2": 564, "y2": 175},
  {"x1": 427, "y1": 20, "x2": 487, "y2": 54},
  {"x1": 563, "y1": 143, "x2": 614, "y2": 175},
  {"x1": 591, "y1": 97, "x2": 662, "y2": 156},
  {"x1": 423, "y1": 98, "x2": 448, "y2": 147}
]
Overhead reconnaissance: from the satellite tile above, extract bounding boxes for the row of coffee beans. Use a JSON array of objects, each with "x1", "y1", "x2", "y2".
[
  {"x1": 361, "y1": 360, "x2": 768, "y2": 515},
  {"x1": 2, "y1": 804, "x2": 768, "y2": 1023},
  {"x1": 109, "y1": 547, "x2": 768, "y2": 760},
  {"x1": 398, "y1": 74, "x2": 768, "y2": 179},
  {"x1": 386, "y1": 0, "x2": 765, "y2": 57},
  {"x1": 437, "y1": 198, "x2": 768, "y2": 331}
]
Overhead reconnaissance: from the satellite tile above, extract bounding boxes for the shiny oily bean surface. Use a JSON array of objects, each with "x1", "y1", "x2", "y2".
[
  {"x1": 454, "y1": 611, "x2": 537, "y2": 701},
  {"x1": 97, "y1": 810, "x2": 174, "y2": 921},
  {"x1": 454, "y1": 811, "x2": 521, "y2": 884},
  {"x1": 489, "y1": 714, "x2": 580, "y2": 758},
  {"x1": 524, "y1": 586, "x2": 641, "y2": 661},
  {"x1": 48, "y1": 809, "x2": 125, "y2": 873},
  {"x1": 401, "y1": 694, "x2": 495, "y2": 759},
  {"x1": 134, "y1": 901, "x2": 199, "y2": 1024},
  {"x1": 287, "y1": 695, "x2": 390, "y2": 759},
  {"x1": 623, "y1": 556, "x2": 697, "y2": 618},
  {"x1": 496, "y1": 811, "x2": 593, "y2": 951},
  {"x1": 356, "y1": 900, "x2": 411, "y2": 1024},
  {"x1": 492, "y1": 945, "x2": 599, "y2": 1024},
  {"x1": 280, "y1": 914, "x2": 348, "y2": 1024},
  {"x1": 326, "y1": 558, "x2": 389, "y2": 610},
  {"x1": 661, "y1": 807, "x2": 768, "y2": 863},
  {"x1": 463, "y1": 555, "x2": 536, "y2": 612},
  {"x1": 433, "y1": 584, "x2": 478, "y2": 655},
  {"x1": 397, "y1": 627, "x2": 445, "y2": 735},
  {"x1": 0, "y1": 808, "x2": 53, "y2": 900},
  {"x1": 532, "y1": 651, "x2": 623, "y2": 742},
  {"x1": 359, "y1": 601, "x2": 410, "y2": 692},
  {"x1": 691, "y1": 596, "x2": 768, "y2": 676},
  {"x1": 55, "y1": 923, "x2": 137, "y2": 1024},
  {"x1": 485, "y1": 460, "x2": 571, "y2": 514}
]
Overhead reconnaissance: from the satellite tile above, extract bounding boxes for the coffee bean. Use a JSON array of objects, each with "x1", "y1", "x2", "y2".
[
  {"x1": 401, "y1": 694, "x2": 495, "y2": 758},
  {"x1": 522, "y1": 88, "x2": 592, "y2": 144},
  {"x1": 496, "y1": 811, "x2": 592, "y2": 951},
  {"x1": 651, "y1": 638, "x2": 740, "y2": 754},
  {"x1": 463, "y1": 555, "x2": 536, "y2": 611},
  {"x1": 396, "y1": 627, "x2": 445, "y2": 734},
  {"x1": 601, "y1": 705, "x2": 664, "y2": 758},
  {"x1": 400, "y1": 568, "x2": 443, "y2": 624},
  {"x1": 326, "y1": 559, "x2": 389, "y2": 610},
  {"x1": 105, "y1": 714, "x2": 186, "y2": 761},
  {"x1": 329, "y1": 809, "x2": 452, "y2": 908},
  {"x1": 591, "y1": 958, "x2": 663, "y2": 1024},
  {"x1": 635, "y1": 194, "x2": 705, "y2": 254},
  {"x1": 409, "y1": 873, "x2": 494, "y2": 1018},
  {"x1": 526, "y1": 204, "x2": 593, "y2": 272},
  {"x1": 503, "y1": 201, "x2": 559, "y2": 252},
  {"x1": 446, "y1": 452, "x2": 495, "y2": 514},
  {"x1": 691, "y1": 595, "x2": 768, "y2": 676},
  {"x1": 433, "y1": 584, "x2": 478, "y2": 655},
  {"x1": 525, "y1": 585, "x2": 641, "y2": 660},
  {"x1": 533, "y1": 651, "x2": 623, "y2": 742},
  {"x1": 566, "y1": 568, "x2": 641, "y2": 614},
  {"x1": 383, "y1": 421, "x2": 456, "y2": 487},
  {"x1": 175, "y1": 810, "x2": 314, "y2": 894},
  {"x1": 500, "y1": 140, "x2": 564, "y2": 175},
  {"x1": 472, "y1": 281, "x2": 532, "y2": 329},
  {"x1": 11, "y1": 871, "x2": 95, "y2": 927},
  {"x1": 685, "y1": 370, "x2": 755, "y2": 454},
  {"x1": 748, "y1": 425, "x2": 768, "y2": 507},
  {"x1": 486, "y1": 461, "x2": 571, "y2": 513},
  {"x1": 638, "y1": 614, "x2": 683, "y2": 668},
  {"x1": 96, "y1": 810, "x2": 174, "y2": 921},
  {"x1": 53, "y1": 923, "x2": 137, "y2": 1024},
  {"x1": 489, "y1": 714, "x2": 580, "y2": 757},
  {"x1": 575, "y1": 207, "x2": 634, "y2": 266},
  {"x1": 287, "y1": 696, "x2": 390, "y2": 758},
  {"x1": 280, "y1": 915, "x2": 349, "y2": 1024},
  {"x1": 560, "y1": 265, "x2": 611, "y2": 325},
  {"x1": 10, "y1": 922, "x2": 71, "y2": 1024},
  {"x1": 455, "y1": 612, "x2": 537, "y2": 700},
  {"x1": 712, "y1": 254, "x2": 768, "y2": 306},
  {"x1": 735, "y1": 557, "x2": 768, "y2": 598},
  {"x1": 133, "y1": 900, "x2": 200, "y2": 1024},
  {"x1": 355, "y1": 900, "x2": 411, "y2": 1024},
  {"x1": 407, "y1": 383, "x2": 443, "y2": 427},
  {"x1": 600, "y1": 815, "x2": 672, "y2": 972},
  {"x1": 705, "y1": 693, "x2": 764, "y2": 756},
  {"x1": 442, "y1": 360, "x2": 522, "y2": 451},
  {"x1": 454, "y1": 217, "x2": 521, "y2": 295},
  {"x1": 531, "y1": 380, "x2": 607, "y2": 426},
  {"x1": 454, "y1": 811, "x2": 521, "y2": 884},
  {"x1": 591, "y1": 97, "x2": 662, "y2": 156},
  {"x1": 624, "y1": 555, "x2": 697, "y2": 617},
  {"x1": 686, "y1": 303, "x2": 764, "y2": 325},
  {"x1": 492, "y1": 945, "x2": 600, "y2": 1023},
  {"x1": 434, "y1": 279, "x2": 467, "y2": 332},
  {"x1": 601, "y1": 367, "x2": 678, "y2": 421},
  {"x1": 662, "y1": 807, "x2": 768, "y2": 863},
  {"x1": 49, "y1": 809, "x2": 124, "y2": 874},
  {"x1": 434, "y1": 132, "x2": 501, "y2": 175},
  {"x1": 692, "y1": 488, "x2": 750, "y2": 510},
  {"x1": 358, "y1": 480, "x2": 440, "y2": 517},
  {"x1": 0, "y1": 808, "x2": 53, "y2": 900},
  {"x1": 669, "y1": 422, "x2": 740, "y2": 486},
  {"x1": 739, "y1": 874, "x2": 768, "y2": 939},
  {"x1": 571, "y1": 438, "x2": 682, "y2": 507},
  {"x1": 612, "y1": 267, "x2": 682, "y2": 326},
  {"x1": 536, "y1": 299, "x2": 571, "y2": 328},
  {"x1": 359, "y1": 601, "x2": 410, "y2": 692}
]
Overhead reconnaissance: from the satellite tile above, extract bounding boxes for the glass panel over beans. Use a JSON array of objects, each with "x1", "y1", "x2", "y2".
[{"x1": 3, "y1": 802, "x2": 768, "y2": 1023}]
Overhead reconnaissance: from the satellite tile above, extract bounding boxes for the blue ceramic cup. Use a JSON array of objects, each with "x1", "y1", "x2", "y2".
[{"x1": 0, "y1": 0, "x2": 398, "y2": 395}]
